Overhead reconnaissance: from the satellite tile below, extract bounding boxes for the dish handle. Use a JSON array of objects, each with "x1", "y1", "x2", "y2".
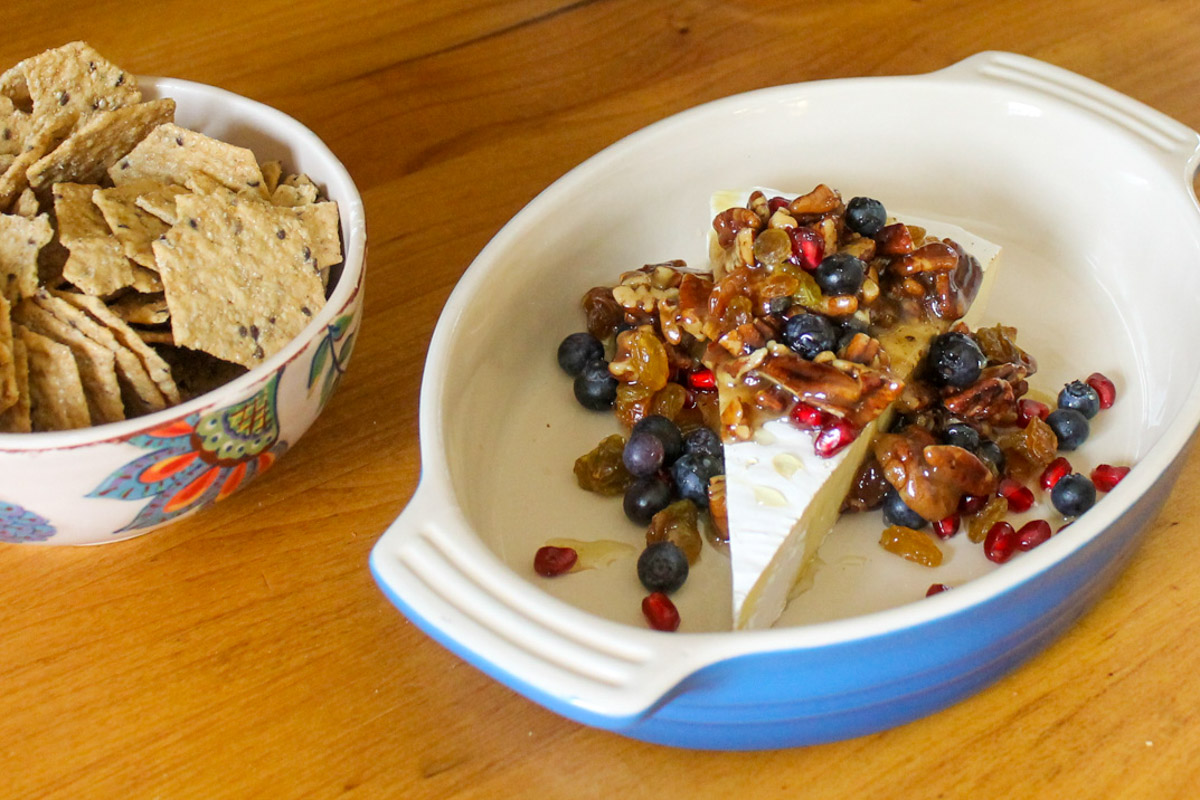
[
  {"x1": 935, "y1": 51, "x2": 1200, "y2": 186},
  {"x1": 369, "y1": 478, "x2": 719, "y2": 727}
]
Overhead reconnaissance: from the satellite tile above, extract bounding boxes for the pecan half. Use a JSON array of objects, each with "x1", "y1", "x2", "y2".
[{"x1": 874, "y1": 428, "x2": 996, "y2": 521}]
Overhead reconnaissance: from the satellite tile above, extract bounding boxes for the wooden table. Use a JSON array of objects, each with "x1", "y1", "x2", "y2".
[{"x1": 2, "y1": 1, "x2": 1199, "y2": 797}]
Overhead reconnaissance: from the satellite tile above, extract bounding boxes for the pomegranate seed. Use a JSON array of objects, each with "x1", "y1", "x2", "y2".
[
  {"x1": 933, "y1": 513, "x2": 960, "y2": 539},
  {"x1": 1086, "y1": 372, "x2": 1116, "y2": 409},
  {"x1": 997, "y1": 477, "x2": 1035, "y2": 513},
  {"x1": 959, "y1": 494, "x2": 988, "y2": 515},
  {"x1": 787, "y1": 226, "x2": 824, "y2": 270},
  {"x1": 533, "y1": 545, "x2": 577, "y2": 577},
  {"x1": 790, "y1": 402, "x2": 827, "y2": 429},
  {"x1": 642, "y1": 592, "x2": 680, "y2": 632},
  {"x1": 687, "y1": 368, "x2": 716, "y2": 391},
  {"x1": 1017, "y1": 398, "x2": 1050, "y2": 427},
  {"x1": 984, "y1": 521, "x2": 1019, "y2": 563},
  {"x1": 926, "y1": 583, "x2": 952, "y2": 597},
  {"x1": 1016, "y1": 519, "x2": 1053, "y2": 551},
  {"x1": 1039, "y1": 456, "x2": 1072, "y2": 490},
  {"x1": 1092, "y1": 464, "x2": 1130, "y2": 492},
  {"x1": 768, "y1": 195, "x2": 791, "y2": 214},
  {"x1": 814, "y1": 418, "x2": 857, "y2": 457}
]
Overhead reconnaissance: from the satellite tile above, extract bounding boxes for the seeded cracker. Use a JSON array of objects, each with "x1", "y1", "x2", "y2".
[
  {"x1": 27, "y1": 98, "x2": 176, "y2": 190},
  {"x1": 0, "y1": 337, "x2": 31, "y2": 432},
  {"x1": 52, "y1": 289, "x2": 181, "y2": 405},
  {"x1": 0, "y1": 295, "x2": 16, "y2": 411},
  {"x1": 109, "y1": 123, "x2": 268, "y2": 199},
  {"x1": 53, "y1": 182, "x2": 136, "y2": 295},
  {"x1": 0, "y1": 212, "x2": 53, "y2": 303},
  {"x1": 91, "y1": 180, "x2": 170, "y2": 268},
  {"x1": 133, "y1": 182, "x2": 188, "y2": 225},
  {"x1": 12, "y1": 188, "x2": 39, "y2": 217},
  {"x1": 13, "y1": 298, "x2": 125, "y2": 424},
  {"x1": 107, "y1": 291, "x2": 169, "y2": 326},
  {"x1": 0, "y1": 113, "x2": 76, "y2": 210},
  {"x1": 151, "y1": 189, "x2": 325, "y2": 369},
  {"x1": 18, "y1": 41, "x2": 140, "y2": 119},
  {"x1": 16, "y1": 324, "x2": 90, "y2": 431},
  {"x1": 260, "y1": 160, "x2": 282, "y2": 195},
  {"x1": 34, "y1": 290, "x2": 166, "y2": 415}
]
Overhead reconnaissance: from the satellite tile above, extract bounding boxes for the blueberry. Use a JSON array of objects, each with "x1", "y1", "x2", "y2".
[
  {"x1": 942, "y1": 422, "x2": 981, "y2": 452},
  {"x1": 814, "y1": 252, "x2": 865, "y2": 297},
  {"x1": 682, "y1": 426, "x2": 723, "y2": 461},
  {"x1": 623, "y1": 477, "x2": 673, "y2": 525},
  {"x1": 1057, "y1": 380, "x2": 1101, "y2": 419},
  {"x1": 623, "y1": 431, "x2": 665, "y2": 477},
  {"x1": 573, "y1": 359, "x2": 618, "y2": 410},
  {"x1": 927, "y1": 332, "x2": 985, "y2": 388},
  {"x1": 632, "y1": 415, "x2": 683, "y2": 464},
  {"x1": 782, "y1": 313, "x2": 838, "y2": 359},
  {"x1": 976, "y1": 439, "x2": 1006, "y2": 475},
  {"x1": 1046, "y1": 408, "x2": 1089, "y2": 450},
  {"x1": 846, "y1": 196, "x2": 887, "y2": 237},
  {"x1": 671, "y1": 452, "x2": 723, "y2": 509},
  {"x1": 637, "y1": 541, "x2": 689, "y2": 593},
  {"x1": 1051, "y1": 472, "x2": 1096, "y2": 517},
  {"x1": 557, "y1": 332, "x2": 604, "y2": 377},
  {"x1": 882, "y1": 488, "x2": 927, "y2": 529}
]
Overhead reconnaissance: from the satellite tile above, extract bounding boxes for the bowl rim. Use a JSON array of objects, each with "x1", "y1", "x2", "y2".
[
  {"x1": 0, "y1": 75, "x2": 367, "y2": 451},
  {"x1": 376, "y1": 51, "x2": 1200, "y2": 721}
]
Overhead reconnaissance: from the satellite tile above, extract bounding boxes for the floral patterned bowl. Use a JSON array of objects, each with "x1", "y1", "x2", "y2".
[{"x1": 0, "y1": 77, "x2": 366, "y2": 545}]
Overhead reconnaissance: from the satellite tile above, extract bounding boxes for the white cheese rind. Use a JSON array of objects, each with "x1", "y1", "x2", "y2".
[{"x1": 715, "y1": 190, "x2": 1002, "y2": 630}]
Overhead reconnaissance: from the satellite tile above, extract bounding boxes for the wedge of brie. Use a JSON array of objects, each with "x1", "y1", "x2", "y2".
[{"x1": 710, "y1": 190, "x2": 1002, "y2": 630}]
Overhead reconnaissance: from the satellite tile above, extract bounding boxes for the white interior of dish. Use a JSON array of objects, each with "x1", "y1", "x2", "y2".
[{"x1": 431, "y1": 68, "x2": 1200, "y2": 632}]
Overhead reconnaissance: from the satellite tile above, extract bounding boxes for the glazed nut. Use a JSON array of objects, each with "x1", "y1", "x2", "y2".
[
  {"x1": 734, "y1": 226, "x2": 756, "y2": 267},
  {"x1": 860, "y1": 277, "x2": 880, "y2": 305},
  {"x1": 612, "y1": 282, "x2": 678, "y2": 314},
  {"x1": 787, "y1": 183, "x2": 841, "y2": 217},
  {"x1": 839, "y1": 331, "x2": 880, "y2": 365},
  {"x1": 713, "y1": 206, "x2": 764, "y2": 248},
  {"x1": 767, "y1": 209, "x2": 798, "y2": 229},
  {"x1": 748, "y1": 190, "x2": 770, "y2": 221},
  {"x1": 821, "y1": 294, "x2": 859, "y2": 317},
  {"x1": 941, "y1": 376, "x2": 1014, "y2": 420}
]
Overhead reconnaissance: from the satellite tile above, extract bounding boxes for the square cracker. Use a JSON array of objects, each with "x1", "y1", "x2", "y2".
[
  {"x1": 34, "y1": 290, "x2": 167, "y2": 415},
  {"x1": 284, "y1": 201, "x2": 341, "y2": 271},
  {"x1": 109, "y1": 122, "x2": 268, "y2": 198},
  {"x1": 92, "y1": 180, "x2": 171, "y2": 268},
  {"x1": 18, "y1": 41, "x2": 141, "y2": 119},
  {"x1": 13, "y1": 297, "x2": 125, "y2": 424},
  {"x1": 0, "y1": 100, "x2": 29, "y2": 157},
  {"x1": 28, "y1": 97, "x2": 175, "y2": 189},
  {"x1": 15, "y1": 324, "x2": 90, "y2": 431},
  {"x1": 0, "y1": 336, "x2": 31, "y2": 432},
  {"x1": 53, "y1": 182, "x2": 137, "y2": 295},
  {"x1": 0, "y1": 212, "x2": 53, "y2": 304},
  {"x1": 0, "y1": 294, "x2": 16, "y2": 411},
  {"x1": 52, "y1": 289, "x2": 180, "y2": 405},
  {"x1": 0, "y1": 111, "x2": 75, "y2": 210},
  {"x1": 133, "y1": 182, "x2": 189, "y2": 225},
  {"x1": 152, "y1": 189, "x2": 325, "y2": 369}
]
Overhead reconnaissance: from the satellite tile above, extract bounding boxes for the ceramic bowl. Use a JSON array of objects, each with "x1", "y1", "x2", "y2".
[
  {"x1": 371, "y1": 52, "x2": 1200, "y2": 749},
  {"x1": 0, "y1": 77, "x2": 366, "y2": 545}
]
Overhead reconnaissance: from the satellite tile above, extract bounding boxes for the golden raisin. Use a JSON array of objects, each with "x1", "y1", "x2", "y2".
[
  {"x1": 615, "y1": 382, "x2": 655, "y2": 428},
  {"x1": 610, "y1": 327, "x2": 670, "y2": 392},
  {"x1": 998, "y1": 416, "x2": 1058, "y2": 483},
  {"x1": 573, "y1": 434, "x2": 632, "y2": 495},
  {"x1": 646, "y1": 500, "x2": 703, "y2": 564},
  {"x1": 879, "y1": 525, "x2": 944, "y2": 567},
  {"x1": 966, "y1": 496, "x2": 1008, "y2": 543},
  {"x1": 650, "y1": 382, "x2": 688, "y2": 422}
]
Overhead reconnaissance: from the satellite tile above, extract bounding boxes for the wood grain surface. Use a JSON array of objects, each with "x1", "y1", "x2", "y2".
[{"x1": 2, "y1": 1, "x2": 1199, "y2": 797}]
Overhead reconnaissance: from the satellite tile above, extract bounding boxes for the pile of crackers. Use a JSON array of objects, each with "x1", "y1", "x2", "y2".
[{"x1": 0, "y1": 42, "x2": 342, "y2": 433}]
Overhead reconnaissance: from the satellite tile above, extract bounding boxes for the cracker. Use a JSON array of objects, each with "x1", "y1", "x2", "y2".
[
  {"x1": 107, "y1": 291, "x2": 169, "y2": 325},
  {"x1": 34, "y1": 290, "x2": 166, "y2": 415},
  {"x1": 16, "y1": 324, "x2": 90, "y2": 431},
  {"x1": 12, "y1": 187, "x2": 39, "y2": 217},
  {"x1": 28, "y1": 97, "x2": 176, "y2": 189},
  {"x1": 0, "y1": 63, "x2": 30, "y2": 108},
  {"x1": 0, "y1": 294, "x2": 16, "y2": 411},
  {"x1": 52, "y1": 289, "x2": 181, "y2": 405},
  {"x1": 53, "y1": 182, "x2": 137, "y2": 295},
  {"x1": 271, "y1": 175, "x2": 319, "y2": 207},
  {"x1": 260, "y1": 160, "x2": 282, "y2": 195},
  {"x1": 285, "y1": 201, "x2": 342, "y2": 271},
  {"x1": 151, "y1": 189, "x2": 324, "y2": 368},
  {"x1": 130, "y1": 263, "x2": 164, "y2": 293},
  {"x1": 13, "y1": 297, "x2": 125, "y2": 424},
  {"x1": 19, "y1": 41, "x2": 140, "y2": 119},
  {"x1": 0, "y1": 111, "x2": 75, "y2": 209},
  {"x1": 92, "y1": 180, "x2": 170, "y2": 268},
  {"x1": 0, "y1": 211, "x2": 53, "y2": 303},
  {"x1": 0, "y1": 336, "x2": 31, "y2": 432},
  {"x1": 0, "y1": 154, "x2": 12, "y2": 174},
  {"x1": 109, "y1": 123, "x2": 268, "y2": 198},
  {"x1": 132, "y1": 181, "x2": 189, "y2": 225},
  {"x1": 0, "y1": 101, "x2": 28, "y2": 157}
]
